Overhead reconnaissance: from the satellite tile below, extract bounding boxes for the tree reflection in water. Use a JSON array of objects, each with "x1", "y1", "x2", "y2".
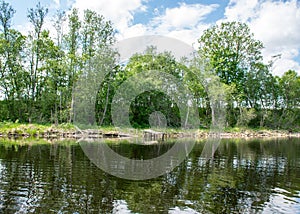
[{"x1": 0, "y1": 138, "x2": 299, "y2": 213}]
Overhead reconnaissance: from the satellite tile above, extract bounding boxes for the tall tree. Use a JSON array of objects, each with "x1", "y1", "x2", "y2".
[
  {"x1": 38, "y1": 30, "x2": 66, "y2": 123},
  {"x1": 275, "y1": 70, "x2": 300, "y2": 128},
  {"x1": 197, "y1": 21, "x2": 273, "y2": 127},
  {"x1": 198, "y1": 22, "x2": 265, "y2": 103},
  {"x1": 27, "y1": 2, "x2": 48, "y2": 102},
  {"x1": 279, "y1": 70, "x2": 300, "y2": 109},
  {"x1": 0, "y1": 0, "x2": 26, "y2": 121},
  {"x1": 81, "y1": 9, "x2": 114, "y2": 60},
  {"x1": 67, "y1": 8, "x2": 115, "y2": 124},
  {"x1": 53, "y1": 10, "x2": 66, "y2": 47}
]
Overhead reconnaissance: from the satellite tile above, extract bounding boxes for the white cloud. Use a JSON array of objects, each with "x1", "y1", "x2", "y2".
[
  {"x1": 146, "y1": 3, "x2": 218, "y2": 46},
  {"x1": 71, "y1": 0, "x2": 147, "y2": 35},
  {"x1": 223, "y1": 0, "x2": 300, "y2": 76},
  {"x1": 272, "y1": 58, "x2": 300, "y2": 76},
  {"x1": 163, "y1": 25, "x2": 210, "y2": 48},
  {"x1": 117, "y1": 2, "x2": 218, "y2": 49},
  {"x1": 251, "y1": 1, "x2": 300, "y2": 48},
  {"x1": 264, "y1": 48, "x2": 300, "y2": 76},
  {"x1": 15, "y1": 23, "x2": 33, "y2": 36},
  {"x1": 116, "y1": 23, "x2": 147, "y2": 40},
  {"x1": 69, "y1": 0, "x2": 218, "y2": 47},
  {"x1": 151, "y1": 3, "x2": 218, "y2": 32},
  {"x1": 52, "y1": 0, "x2": 60, "y2": 8},
  {"x1": 224, "y1": 0, "x2": 259, "y2": 22}
]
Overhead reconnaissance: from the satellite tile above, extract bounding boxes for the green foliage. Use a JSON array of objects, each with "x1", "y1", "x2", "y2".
[
  {"x1": 96, "y1": 47, "x2": 186, "y2": 128},
  {"x1": 129, "y1": 91, "x2": 181, "y2": 128},
  {"x1": 279, "y1": 70, "x2": 300, "y2": 108},
  {"x1": 236, "y1": 108, "x2": 256, "y2": 127},
  {"x1": 0, "y1": 1, "x2": 298, "y2": 131},
  {"x1": 124, "y1": 49, "x2": 187, "y2": 128},
  {"x1": 0, "y1": 1, "x2": 115, "y2": 125},
  {"x1": 195, "y1": 21, "x2": 299, "y2": 129},
  {"x1": 198, "y1": 22, "x2": 264, "y2": 91}
]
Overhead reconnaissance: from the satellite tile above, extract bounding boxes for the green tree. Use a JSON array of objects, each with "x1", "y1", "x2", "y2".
[
  {"x1": 39, "y1": 31, "x2": 67, "y2": 123},
  {"x1": 279, "y1": 70, "x2": 300, "y2": 109},
  {"x1": 81, "y1": 9, "x2": 114, "y2": 61},
  {"x1": 276, "y1": 70, "x2": 300, "y2": 128},
  {"x1": 0, "y1": 0, "x2": 26, "y2": 121},
  {"x1": 198, "y1": 22, "x2": 264, "y2": 92},
  {"x1": 26, "y1": 2, "x2": 48, "y2": 122},
  {"x1": 27, "y1": 2, "x2": 48, "y2": 101},
  {"x1": 197, "y1": 22, "x2": 274, "y2": 127},
  {"x1": 97, "y1": 47, "x2": 188, "y2": 128},
  {"x1": 63, "y1": 8, "x2": 81, "y2": 122},
  {"x1": 67, "y1": 8, "x2": 115, "y2": 124},
  {"x1": 52, "y1": 10, "x2": 66, "y2": 47}
]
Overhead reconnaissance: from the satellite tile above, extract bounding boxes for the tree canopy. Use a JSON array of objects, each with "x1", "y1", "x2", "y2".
[{"x1": 0, "y1": 0, "x2": 299, "y2": 130}]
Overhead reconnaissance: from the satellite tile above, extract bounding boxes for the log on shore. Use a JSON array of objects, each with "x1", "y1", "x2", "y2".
[{"x1": 143, "y1": 129, "x2": 169, "y2": 141}]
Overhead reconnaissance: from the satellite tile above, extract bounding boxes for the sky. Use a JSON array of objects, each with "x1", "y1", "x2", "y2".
[{"x1": 6, "y1": 0, "x2": 300, "y2": 76}]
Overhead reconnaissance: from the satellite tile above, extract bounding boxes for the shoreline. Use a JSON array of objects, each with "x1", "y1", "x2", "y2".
[{"x1": 0, "y1": 123, "x2": 299, "y2": 140}]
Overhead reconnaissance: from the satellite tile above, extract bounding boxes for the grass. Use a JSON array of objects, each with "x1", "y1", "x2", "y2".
[
  {"x1": 0, "y1": 122, "x2": 298, "y2": 139},
  {"x1": 0, "y1": 122, "x2": 75, "y2": 136},
  {"x1": 0, "y1": 137, "x2": 78, "y2": 148},
  {"x1": 223, "y1": 126, "x2": 284, "y2": 133}
]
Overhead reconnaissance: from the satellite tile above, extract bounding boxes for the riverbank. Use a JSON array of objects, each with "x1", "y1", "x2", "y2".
[
  {"x1": 0, "y1": 122, "x2": 299, "y2": 139},
  {"x1": 0, "y1": 122, "x2": 125, "y2": 139}
]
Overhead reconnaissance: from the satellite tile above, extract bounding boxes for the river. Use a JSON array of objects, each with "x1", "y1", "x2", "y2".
[{"x1": 0, "y1": 138, "x2": 299, "y2": 213}]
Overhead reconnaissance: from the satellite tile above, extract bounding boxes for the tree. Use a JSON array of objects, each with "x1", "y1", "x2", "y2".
[
  {"x1": 275, "y1": 70, "x2": 300, "y2": 129},
  {"x1": 52, "y1": 10, "x2": 66, "y2": 47},
  {"x1": 63, "y1": 8, "x2": 81, "y2": 122},
  {"x1": 279, "y1": 70, "x2": 300, "y2": 109},
  {"x1": 66, "y1": 8, "x2": 115, "y2": 124},
  {"x1": 24, "y1": 2, "x2": 48, "y2": 122},
  {"x1": 0, "y1": 0, "x2": 14, "y2": 37},
  {"x1": 39, "y1": 30, "x2": 67, "y2": 124},
  {"x1": 27, "y1": 2, "x2": 48, "y2": 101},
  {"x1": 0, "y1": 0, "x2": 26, "y2": 121},
  {"x1": 188, "y1": 59, "x2": 229, "y2": 131},
  {"x1": 97, "y1": 47, "x2": 188, "y2": 128},
  {"x1": 198, "y1": 22, "x2": 264, "y2": 89},
  {"x1": 81, "y1": 9, "x2": 114, "y2": 61},
  {"x1": 197, "y1": 21, "x2": 275, "y2": 127}
]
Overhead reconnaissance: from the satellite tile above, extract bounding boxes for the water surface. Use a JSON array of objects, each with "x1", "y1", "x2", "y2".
[{"x1": 0, "y1": 138, "x2": 299, "y2": 213}]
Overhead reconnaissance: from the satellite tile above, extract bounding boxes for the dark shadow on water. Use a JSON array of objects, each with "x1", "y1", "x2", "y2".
[{"x1": 0, "y1": 137, "x2": 299, "y2": 213}]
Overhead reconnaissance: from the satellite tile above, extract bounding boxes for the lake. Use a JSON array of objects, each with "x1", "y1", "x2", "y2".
[{"x1": 0, "y1": 138, "x2": 299, "y2": 213}]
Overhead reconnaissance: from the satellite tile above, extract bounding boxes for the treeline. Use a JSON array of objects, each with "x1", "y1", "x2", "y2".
[
  {"x1": 0, "y1": 1, "x2": 299, "y2": 129},
  {"x1": 0, "y1": 1, "x2": 114, "y2": 124}
]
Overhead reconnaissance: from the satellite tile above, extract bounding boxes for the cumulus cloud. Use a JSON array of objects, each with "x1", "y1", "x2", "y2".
[
  {"x1": 72, "y1": 0, "x2": 147, "y2": 34},
  {"x1": 151, "y1": 3, "x2": 218, "y2": 31},
  {"x1": 223, "y1": 0, "x2": 300, "y2": 75},
  {"x1": 72, "y1": 1, "x2": 218, "y2": 45},
  {"x1": 251, "y1": 1, "x2": 300, "y2": 49},
  {"x1": 116, "y1": 23, "x2": 147, "y2": 40},
  {"x1": 224, "y1": 0, "x2": 259, "y2": 22},
  {"x1": 18, "y1": 0, "x2": 299, "y2": 76},
  {"x1": 272, "y1": 58, "x2": 300, "y2": 76},
  {"x1": 147, "y1": 3, "x2": 218, "y2": 46}
]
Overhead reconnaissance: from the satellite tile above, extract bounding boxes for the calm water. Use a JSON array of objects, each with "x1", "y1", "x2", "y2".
[{"x1": 0, "y1": 138, "x2": 299, "y2": 213}]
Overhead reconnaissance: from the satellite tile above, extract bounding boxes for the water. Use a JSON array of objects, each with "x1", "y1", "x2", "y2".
[{"x1": 0, "y1": 138, "x2": 299, "y2": 213}]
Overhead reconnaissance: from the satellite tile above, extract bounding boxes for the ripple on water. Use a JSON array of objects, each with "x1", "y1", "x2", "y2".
[{"x1": 262, "y1": 188, "x2": 300, "y2": 214}]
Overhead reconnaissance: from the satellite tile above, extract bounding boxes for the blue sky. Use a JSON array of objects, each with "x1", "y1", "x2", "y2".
[{"x1": 5, "y1": 0, "x2": 300, "y2": 76}]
